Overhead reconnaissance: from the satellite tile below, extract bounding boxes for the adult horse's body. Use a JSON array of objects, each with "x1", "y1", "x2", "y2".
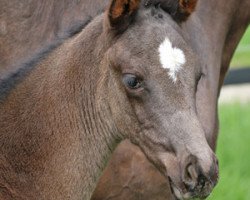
[
  {"x1": 0, "y1": 0, "x2": 108, "y2": 79},
  {"x1": 0, "y1": 0, "x2": 249, "y2": 200}
]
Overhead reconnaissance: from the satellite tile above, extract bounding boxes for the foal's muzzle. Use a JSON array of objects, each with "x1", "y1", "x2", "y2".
[{"x1": 170, "y1": 154, "x2": 219, "y2": 200}]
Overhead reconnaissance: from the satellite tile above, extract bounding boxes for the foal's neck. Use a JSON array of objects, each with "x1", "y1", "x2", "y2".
[
  {"x1": 48, "y1": 16, "x2": 121, "y2": 198},
  {"x1": 0, "y1": 15, "x2": 120, "y2": 200}
]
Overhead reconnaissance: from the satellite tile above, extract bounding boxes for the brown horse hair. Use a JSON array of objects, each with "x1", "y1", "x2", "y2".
[{"x1": 0, "y1": 19, "x2": 92, "y2": 103}]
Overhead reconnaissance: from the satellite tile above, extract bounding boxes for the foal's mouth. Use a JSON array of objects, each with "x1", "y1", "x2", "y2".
[
  {"x1": 168, "y1": 177, "x2": 192, "y2": 200},
  {"x1": 168, "y1": 176, "x2": 214, "y2": 200}
]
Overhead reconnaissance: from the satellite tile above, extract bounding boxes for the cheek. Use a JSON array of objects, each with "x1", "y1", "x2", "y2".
[
  {"x1": 132, "y1": 98, "x2": 162, "y2": 131},
  {"x1": 111, "y1": 94, "x2": 146, "y2": 139},
  {"x1": 132, "y1": 101, "x2": 149, "y2": 125}
]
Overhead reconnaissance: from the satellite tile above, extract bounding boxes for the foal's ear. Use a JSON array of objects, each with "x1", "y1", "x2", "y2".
[
  {"x1": 145, "y1": 0, "x2": 198, "y2": 23},
  {"x1": 106, "y1": 0, "x2": 141, "y2": 33},
  {"x1": 176, "y1": 0, "x2": 198, "y2": 22}
]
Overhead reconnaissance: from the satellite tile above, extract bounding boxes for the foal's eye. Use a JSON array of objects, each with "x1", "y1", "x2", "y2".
[{"x1": 122, "y1": 74, "x2": 142, "y2": 89}]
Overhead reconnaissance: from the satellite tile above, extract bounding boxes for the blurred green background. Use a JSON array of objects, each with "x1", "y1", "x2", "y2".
[
  {"x1": 208, "y1": 26, "x2": 250, "y2": 200},
  {"x1": 230, "y1": 27, "x2": 250, "y2": 68}
]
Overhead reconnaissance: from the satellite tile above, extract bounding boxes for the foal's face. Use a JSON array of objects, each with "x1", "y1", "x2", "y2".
[{"x1": 101, "y1": 0, "x2": 218, "y2": 199}]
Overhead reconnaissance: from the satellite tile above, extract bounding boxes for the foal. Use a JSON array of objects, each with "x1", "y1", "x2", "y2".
[{"x1": 0, "y1": 0, "x2": 218, "y2": 199}]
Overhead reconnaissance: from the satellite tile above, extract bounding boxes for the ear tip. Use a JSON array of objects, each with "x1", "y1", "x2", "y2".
[
  {"x1": 106, "y1": 0, "x2": 141, "y2": 33},
  {"x1": 109, "y1": 0, "x2": 141, "y2": 20},
  {"x1": 180, "y1": 0, "x2": 198, "y2": 11},
  {"x1": 144, "y1": 0, "x2": 198, "y2": 23},
  {"x1": 175, "y1": 0, "x2": 198, "y2": 23}
]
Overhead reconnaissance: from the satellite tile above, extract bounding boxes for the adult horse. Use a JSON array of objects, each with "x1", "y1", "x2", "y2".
[{"x1": 0, "y1": 0, "x2": 219, "y2": 199}]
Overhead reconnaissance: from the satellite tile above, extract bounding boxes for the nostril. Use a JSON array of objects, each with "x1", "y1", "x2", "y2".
[
  {"x1": 181, "y1": 154, "x2": 219, "y2": 198},
  {"x1": 183, "y1": 163, "x2": 198, "y2": 190},
  {"x1": 187, "y1": 164, "x2": 198, "y2": 181}
]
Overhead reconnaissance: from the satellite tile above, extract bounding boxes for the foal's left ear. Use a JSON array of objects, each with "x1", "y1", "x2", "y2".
[
  {"x1": 176, "y1": 0, "x2": 198, "y2": 22},
  {"x1": 106, "y1": 0, "x2": 141, "y2": 33}
]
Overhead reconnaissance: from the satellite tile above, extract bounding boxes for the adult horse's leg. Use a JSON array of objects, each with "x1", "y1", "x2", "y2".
[{"x1": 187, "y1": 0, "x2": 250, "y2": 150}]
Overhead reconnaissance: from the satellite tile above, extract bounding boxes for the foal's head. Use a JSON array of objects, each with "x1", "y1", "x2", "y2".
[{"x1": 96, "y1": 0, "x2": 218, "y2": 199}]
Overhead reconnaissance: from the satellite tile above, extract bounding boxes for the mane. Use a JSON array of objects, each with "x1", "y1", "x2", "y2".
[{"x1": 0, "y1": 18, "x2": 92, "y2": 103}]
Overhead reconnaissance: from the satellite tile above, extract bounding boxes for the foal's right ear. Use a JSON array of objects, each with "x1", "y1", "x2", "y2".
[
  {"x1": 145, "y1": 0, "x2": 198, "y2": 23},
  {"x1": 106, "y1": 0, "x2": 141, "y2": 33}
]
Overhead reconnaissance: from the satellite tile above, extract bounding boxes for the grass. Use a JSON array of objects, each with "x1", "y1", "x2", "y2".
[
  {"x1": 208, "y1": 103, "x2": 250, "y2": 200},
  {"x1": 230, "y1": 27, "x2": 250, "y2": 68}
]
